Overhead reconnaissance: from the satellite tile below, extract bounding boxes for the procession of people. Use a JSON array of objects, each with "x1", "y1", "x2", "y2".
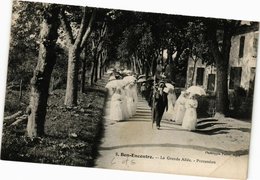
[
  {"x1": 104, "y1": 66, "x2": 206, "y2": 132},
  {"x1": 105, "y1": 69, "x2": 138, "y2": 123}
]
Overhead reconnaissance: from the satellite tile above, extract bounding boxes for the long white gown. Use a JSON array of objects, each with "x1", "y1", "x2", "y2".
[
  {"x1": 121, "y1": 87, "x2": 130, "y2": 120},
  {"x1": 173, "y1": 93, "x2": 187, "y2": 124},
  {"x1": 182, "y1": 98, "x2": 198, "y2": 131},
  {"x1": 125, "y1": 83, "x2": 135, "y2": 117},
  {"x1": 109, "y1": 92, "x2": 123, "y2": 121},
  {"x1": 163, "y1": 90, "x2": 177, "y2": 120}
]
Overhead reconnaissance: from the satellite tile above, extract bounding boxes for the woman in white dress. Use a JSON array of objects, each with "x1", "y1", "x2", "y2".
[
  {"x1": 125, "y1": 82, "x2": 136, "y2": 117},
  {"x1": 109, "y1": 88, "x2": 123, "y2": 122},
  {"x1": 105, "y1": 75, "x2": 117, "y2": 98},
  {"x1": 182, "y1": 94, "x2": 198, "y2": 131},
  {"x1": 163, "y1": 88, "x2": 177, "y2": 121},
  {"x1": 173, "y1": 91, "x2": 189, "y2": 124},
  {"x1": 122, "y1": 85, "x2": 131, "y2": 120}
]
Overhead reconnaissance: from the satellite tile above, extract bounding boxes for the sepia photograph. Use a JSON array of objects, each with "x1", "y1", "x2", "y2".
[{"x1": 0, "y1": 0, "x2": 259, "y2": 179}]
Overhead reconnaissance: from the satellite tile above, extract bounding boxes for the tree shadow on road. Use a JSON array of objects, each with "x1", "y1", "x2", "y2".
[
  {"x1": 197, "y1": 118, "x2": 218, "y2": 124},
  {"x1": 119, "y1": 119, "x2": 151, "y2": 122},
  {"x1": 194, "y1": 127, "x2": 230, "y2": 135},
  {"x1": 194, "y1": 118, "x2": 251, "y2": 135},
  {"x1": 196, "y1": 122, "x2": 226, "y2": 129}
]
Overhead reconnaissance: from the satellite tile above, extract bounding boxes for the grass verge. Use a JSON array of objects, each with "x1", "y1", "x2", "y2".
[{"x1": 1, "y1": 85, "x2": 107, "y2": 167}]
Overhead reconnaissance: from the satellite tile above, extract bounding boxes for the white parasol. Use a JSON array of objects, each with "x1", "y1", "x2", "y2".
[
  {"x1": 108, "y1": 76, "x2": 116, "y2": 81},
  {"x1": 106, "y1": 68, "x2": 114, "y2": 75},
  {"x1": 165, "y1": 83, "x2": 174, "y2": 90},
  {"x1": 186, "y1": 86, "x2": 206, "y2": 96},
  {"x1": 123, "y1": 75, "x2": 136, "y2": 84},
  {"x1": 123, "y1": 69, "x2": 132, "y2": 75},
  {"x1": 137, "y1": 78, "x2": 146, "y2": 83},
  {"x1": 116, "y1": 79, "x2": 127, "y2": 88},
  {"x1": 138, "y1": 74, "x2": 146, "y2": 79},
  {"x1": 105, "y1": 79, "x2": 119, "y2": 89}
]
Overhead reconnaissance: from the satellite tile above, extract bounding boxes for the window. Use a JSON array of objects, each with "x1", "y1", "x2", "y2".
[
  {"x1": 207, "y1": 74, "x2": 215, "y2": 91},
  {"x1": 229, "y1": 67, "x2": 242, "y2": 89},
  {"x1": 196, "y1": 68, "x2": 204, "y2": 86},
  {"x1": 249, "y1": 67, "x2": 256, "y2": 91},
  {"x1": 239, "y1": 36, "x2": 245, "y2": 58},
  {"x1": 253, "y1": 37, "x2": 258, "y2": 58}
]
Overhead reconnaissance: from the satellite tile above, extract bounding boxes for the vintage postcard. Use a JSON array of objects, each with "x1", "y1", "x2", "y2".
[{"x1": 0, "y1": 0, "x2": 259, "y2": 179}]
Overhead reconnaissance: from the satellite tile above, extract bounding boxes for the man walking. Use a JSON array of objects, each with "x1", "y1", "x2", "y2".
[{"x1": 152, "y1": 81, "x2": 168, "y2": 129}]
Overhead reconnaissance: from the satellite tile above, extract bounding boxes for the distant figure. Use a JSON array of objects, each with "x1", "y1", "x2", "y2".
[
  {"x1": 152, "y1": 81, "x2": 168, "y2": 129},
  {"x1": 109, "y1": 88, "x2": 123, "y2": 122},
  {"x1": 173, "y1": 91, "x2": 190, "y2": 124},
  {"x1": 182, "y1": 94, "x2": 199, "y2": 131},
  {"x1": 155, "y1": 61, "x2": 165, "y2": 81},
  {"x1": 140, "y1": 82, "x2": 146, "y2": 97}
]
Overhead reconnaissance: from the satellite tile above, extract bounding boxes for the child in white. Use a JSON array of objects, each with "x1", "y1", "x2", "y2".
[{"x1": 182, "y1": 94, "x2": 198, "y2": 131}]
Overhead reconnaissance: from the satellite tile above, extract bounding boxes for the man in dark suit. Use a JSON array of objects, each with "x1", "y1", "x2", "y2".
[{"x1": 152, "y1": 81, "x2": 168, "y2": 130}]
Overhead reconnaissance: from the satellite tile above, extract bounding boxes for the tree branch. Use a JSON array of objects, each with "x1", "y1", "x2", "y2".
[
  {"x1": 205, "y1": 21, "x2": 224, "y2": 61},
  {"x1": 100, "y1": 22, "x2": 107, "y2": 37},
  {"x1": 60, "y1": 8, "x2": 74, "y2": 45},
  {"x1": 74, "y1": 7, "x2": 88, "y2": 48},
  {"x1": 80, "y1": 8, "x2": 97, "y2": 49}
]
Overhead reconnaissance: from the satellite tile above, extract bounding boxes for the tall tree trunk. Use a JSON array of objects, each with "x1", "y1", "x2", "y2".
[
  {"x1": 167, "y1": 48, "x2": 175, "y2": 82},
  {"x1": 98, "y1": 53, "x2": 103, "y2": 79},
  {"x1": 151, "y1": 56, "x2": 157, "y2": 76},
  {"x1": 94, "y1": 54, "x2": 98, "y2": 83},
  {"x1": 97, "y1": 59, "x2": 101, "y2": 80},
  {"x1": 89, "y1": 60, "x2": 95, "y2": 85},
  {"x1": 27, "y1": 5, "x2": 60, "y2": 138},
  {"x1": 215, "y1": 60, "x2": 229, "y2": 115},
  {"x1": 81, "y1": 59, "x2": 86, "y2": 93},
  {"x1": 190, "y1": 59, "x2": 197, "y2": 86},
  {"x1": 64, "y1": 47, "x2": 80, "y2": 106},
  {"x1": 61, "y1": 8, "x2": 96, "y2": 106},
  {"x1": 145, "y1": 60, "x2": 149, "y2": 78},
  {"x1": 19, "y1": 79, "x2": 23, "y2": 101},
  {"x1": 206, "y1": 20, "x2": 235, "y2": 116},
  {"x1": 132, "y1": 56, "x2": 137, "y2": 74},
  {"x1": 137, "y1": 58, "x2": 143, "y2": 74},
  {"x1": 49, "y1": 76, "x2": 54, "y2": 94}
]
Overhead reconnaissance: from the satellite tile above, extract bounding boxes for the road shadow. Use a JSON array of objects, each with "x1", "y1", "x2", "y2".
[
  {"x1": 119, "y1": 119, "x2": 151, "y2": 122},
  {"x1": 194, "y1": 127, "x2": 230, "y2": 135},
  {"x1": 197, "y1": 118, "x2": 218, "y2": 124},
  {"x1": 235, "y1": 127, "x2": 251, "y2": 133},
  {"x1": 196, "y1": 123, "x2": 226, "y2": 129}
]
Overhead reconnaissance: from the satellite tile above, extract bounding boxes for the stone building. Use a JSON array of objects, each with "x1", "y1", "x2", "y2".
[{"x1": 186, "y1": 23, "x2": 259, "y2": 94}]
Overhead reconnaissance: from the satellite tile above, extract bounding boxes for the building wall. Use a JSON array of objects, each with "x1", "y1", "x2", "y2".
[
  {"x1": 186, "y1": 58, "x2": 216, "y2": 91},
  {"x1": 185, "y1": 30, "x2": 258, "y2": 92},
  {"x1": 229, "y1": 31, "x2": 258, "y2": 90}
]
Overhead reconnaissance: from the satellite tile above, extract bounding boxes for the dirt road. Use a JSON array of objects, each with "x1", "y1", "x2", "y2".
[{"x1": 95, "y1": 94, "x2": 251, "y2": 179}]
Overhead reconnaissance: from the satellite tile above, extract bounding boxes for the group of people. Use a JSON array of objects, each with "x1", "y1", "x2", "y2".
[
  {"x1": 104, "y1": 66, "x2": 201, "y2": 132},
  {"x1": 150, "y1": 80, "x2": 200, "y2": 131},
  {"x1": 105, "y1": 69, "x2": 138, "y2": 122}
]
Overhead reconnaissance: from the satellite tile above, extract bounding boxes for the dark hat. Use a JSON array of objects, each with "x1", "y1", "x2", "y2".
[
  {"x1": 158, "y1": 80, "x2": 166, "y2": 87},
  {"x1": 158, "y1": 80, "x2": 165, "y2": 84}
]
